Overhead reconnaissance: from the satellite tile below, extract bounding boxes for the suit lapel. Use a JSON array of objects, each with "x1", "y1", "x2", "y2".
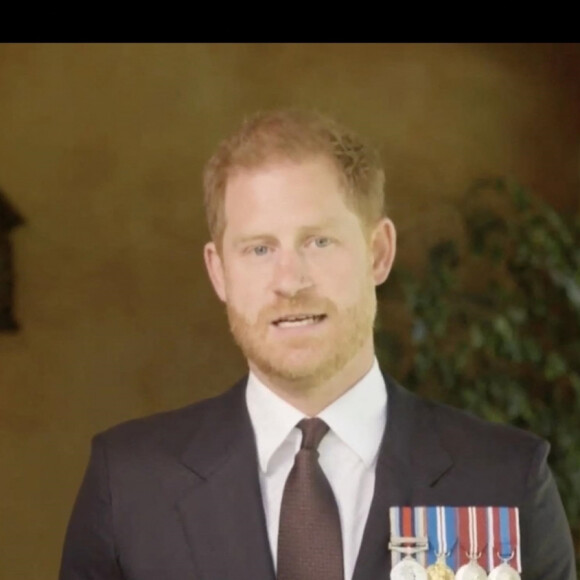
[
  {"x1": 173, "y1": 373, "x2": 453, "y2": 580},
  {"x1": 352, "y1": 374, "x2": 453, "y2": 580},
  {"x1": 176, "y1": 378, "x2": 275, "y2": 580}
]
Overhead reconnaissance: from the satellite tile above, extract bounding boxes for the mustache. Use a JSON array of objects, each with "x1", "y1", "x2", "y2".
[{"x1": 259, "y1": 295, "x2": 337, "y2": 321}]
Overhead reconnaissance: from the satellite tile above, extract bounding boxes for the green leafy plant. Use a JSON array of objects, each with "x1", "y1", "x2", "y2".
[{"x1": 376, "y1": 177, "x2": 580, "y2": 562}]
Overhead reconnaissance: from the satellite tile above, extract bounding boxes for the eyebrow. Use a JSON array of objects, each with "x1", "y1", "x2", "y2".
[
  {"x1": 233, "y1": 234, "x2": 278, "y2": 248},
  {"x1": 232, "y1": 221, "x2": 341, "y2": 247}
]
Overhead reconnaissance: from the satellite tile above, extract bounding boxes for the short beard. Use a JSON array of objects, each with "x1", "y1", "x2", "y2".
[{"x1": 225, "y1": 287, "x2": 377, "y2": 389}]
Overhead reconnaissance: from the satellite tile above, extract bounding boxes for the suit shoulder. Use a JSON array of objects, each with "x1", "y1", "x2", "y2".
[
  {"x1": 422, "y1": 395, "x2": 548, "y2": 465},
  {"x1": 386, "y1": 373, "x2": 546, "y2": 456},
  {"x1": 390, "y1": 383, "x2": 552, "y2": 501},
  {"x1": 429, "y1": 396, "x2": 543, "y2": 442}
]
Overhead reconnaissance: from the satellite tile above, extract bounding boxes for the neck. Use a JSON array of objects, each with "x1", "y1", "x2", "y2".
[{"x1": 249, "y1": 338, "x2": 375, "y2": 416}]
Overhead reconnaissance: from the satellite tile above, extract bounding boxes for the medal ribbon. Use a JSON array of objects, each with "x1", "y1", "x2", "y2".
[
  {"x1": 426, "y1": 506, "x2": 438, "y2": 566},
  {"x1": 444, "y1": 505, "x2": 458, "y2": 570},
  {"x1": 413, "y1": 506, "x2": 427, "y2": 567},
  {"x1": 389, "y1": 507, "x2": 428, "y2": 567},
  {"x1": 457, "y1": 506, "x2": 469, "y2": 568},
  {"x1": 493, "y1": 506, "x2": 521, "y2": 572},
  {"x1": 474, "y1": 506, "x2": 488, "y2": 570},
  {"x1": 426, "y1": 506, "x2": 457, "y2": 568},
  {"x1": 389, "y1": 507, "x2": 402, "y2": 566},
  {"x1": 487, "y1": 506, "x2": 495, "y2": 569},
  {"x1": 488, "y1": 506, "x2": 521, "y2": 572},
  {"x1": 457, "y1": 507, "x2": 490, "y2": 571}
]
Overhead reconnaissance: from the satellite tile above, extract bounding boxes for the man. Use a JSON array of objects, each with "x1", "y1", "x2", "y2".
[{"x1": 60, "y1": 110, "x2": 576, "y2": 579}]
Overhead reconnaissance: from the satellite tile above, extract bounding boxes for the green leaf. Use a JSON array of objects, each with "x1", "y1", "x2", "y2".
[{"x1": 544, "y1": 352, "x2": 568, "y2": 381}]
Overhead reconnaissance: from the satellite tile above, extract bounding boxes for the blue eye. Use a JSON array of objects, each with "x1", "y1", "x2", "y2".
[
  {"x1": 314, "y1": 237, "x2": 331, "y2": 248},
  {"x1": 253, "y1": 245, "x2": 269, "y2": 256}
]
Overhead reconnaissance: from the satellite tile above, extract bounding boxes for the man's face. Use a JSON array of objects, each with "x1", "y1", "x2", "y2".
[{"x1": 204, "y1": 156, "x2": 395, "y2": 387}]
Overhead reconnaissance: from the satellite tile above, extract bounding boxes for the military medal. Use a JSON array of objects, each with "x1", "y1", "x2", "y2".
[
  {"x1": 488, "y1": 560, "x2": 521, "y2": 579},
  {"x1": 425, "y1": 507, "x2": 456, "y2": 579},
  {"x1": 456, "y1": 507, "x2": 487, "y2": 580},
  {"x1": 455, "y1": 560, "x2": 486, "y2": 580},
  {"x1": 455, "y1": 551, "x2": 487, "y2": 580},
  {"x1": 488, "y1": 507, "x2": 521, "y2": 579},
  {"x1": 426, "y1": 554, "x2": 455, "y2": 580},
  {"x1": 389, "y1": 507, "x2": 428, "y2": 580},
  {"x1": 390, "y1": 550, "x2": 429, "y2": 580}
]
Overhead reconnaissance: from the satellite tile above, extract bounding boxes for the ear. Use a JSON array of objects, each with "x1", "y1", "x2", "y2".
[
  {"x1": 203, "y1": 241, "x2": 227, "y2": 302},
  {"x1": 370, "y1": 217, "x2": 397, "y2": 286}
]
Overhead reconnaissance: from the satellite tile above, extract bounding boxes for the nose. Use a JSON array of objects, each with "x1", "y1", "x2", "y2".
[{"x1": 272, "y1": 249, "x2": 313, "y2": 297}]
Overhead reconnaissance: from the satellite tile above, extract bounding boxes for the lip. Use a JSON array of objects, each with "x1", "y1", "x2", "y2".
[
  {"x1": 270, "y1": 314, "x2": 328, "y2": 335},
  {"x1": 271, "y1": 313, "x2": 326, "y2": 325}
]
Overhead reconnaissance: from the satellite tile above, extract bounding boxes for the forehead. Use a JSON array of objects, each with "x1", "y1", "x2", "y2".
[
  {"x1": 223, "y1": 156, "x2": 347, "y2": 215},
  {"x1": 218, "y1": 158, "x2": 371, "y2": 251},
  {"x1": 223, "y1": 159, "x2": 356, "y2": 241}
]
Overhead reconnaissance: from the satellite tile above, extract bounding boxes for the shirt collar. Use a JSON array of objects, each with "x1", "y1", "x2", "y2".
[{"x1": 246, "y1": 358, "x2": 387, "y2": 473}]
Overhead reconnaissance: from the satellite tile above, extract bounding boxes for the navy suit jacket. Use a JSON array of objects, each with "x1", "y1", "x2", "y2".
[{"x1": 59, "y1": 373, "x2": 576, "y2": 580}]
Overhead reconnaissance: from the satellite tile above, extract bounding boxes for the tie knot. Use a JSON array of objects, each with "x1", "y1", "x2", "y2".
[{"x1": 297, "y1": 418, "x2": 329, "y2": 450}]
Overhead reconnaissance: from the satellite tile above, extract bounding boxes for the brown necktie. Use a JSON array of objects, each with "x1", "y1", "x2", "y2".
[{"x1": 277, "y1": 418, "x2": 344, "y2": 580}]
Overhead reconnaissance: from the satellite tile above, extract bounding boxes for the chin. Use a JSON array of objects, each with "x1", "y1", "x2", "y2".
[{"x1": 250, "y1": 344, "x2": 360, "y2": 387}]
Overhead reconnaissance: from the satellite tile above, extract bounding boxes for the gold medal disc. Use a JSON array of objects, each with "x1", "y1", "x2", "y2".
[{"x1": 426, "y1": 560, "x2": 455, "y2": 580}]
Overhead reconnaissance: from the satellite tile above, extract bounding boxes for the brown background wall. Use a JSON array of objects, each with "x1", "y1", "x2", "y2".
[{"x1": 0, "y1": 43, "x2": 578, "y2": 579}]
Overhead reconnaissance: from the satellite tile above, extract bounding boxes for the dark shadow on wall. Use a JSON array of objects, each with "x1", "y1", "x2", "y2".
[{"x1": 0, "y1": 187, "x2": 24, "y2": 331}]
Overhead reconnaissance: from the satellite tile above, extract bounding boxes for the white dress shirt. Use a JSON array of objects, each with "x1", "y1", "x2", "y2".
[{"x1": 245, "y1": 358, "x2": 387, "y2": 580}]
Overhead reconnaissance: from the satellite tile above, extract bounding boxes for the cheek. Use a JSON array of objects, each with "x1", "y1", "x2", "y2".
[
  {"x1": 224, "y1": 267, "x2": 267, "y2": 314},
  {"x1": 314, "y1": 253, "x2": 371, "y2": 300}
]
